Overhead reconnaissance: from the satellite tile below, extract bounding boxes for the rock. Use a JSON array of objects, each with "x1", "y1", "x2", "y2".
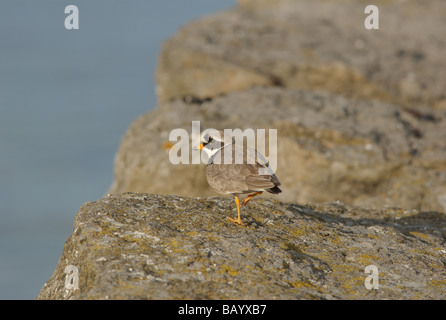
[
  {"x1": 157, "y1": 0, "x2": 446, "y2": 108},
  {"x1": 37, "y1": 193, "x2": 446, "y2": 299},
  {"x1": 109, "y1": 87, "x2": 446, "y2": 212},
  {"x1": 108, "y1": 0, "x2": 446, "y2": 212},
  {"x1": 38, "y1": 0, "x2": 446, "y2": 301}
]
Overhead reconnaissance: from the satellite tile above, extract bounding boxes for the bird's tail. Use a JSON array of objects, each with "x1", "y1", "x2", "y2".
[{"x1": 266, "y1": 186, "x2": 282, "y2": 194}]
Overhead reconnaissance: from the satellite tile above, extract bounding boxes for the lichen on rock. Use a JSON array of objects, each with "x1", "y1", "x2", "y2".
[{"x1": 37, "y1": 193, "x2": 446, "y2": 300}]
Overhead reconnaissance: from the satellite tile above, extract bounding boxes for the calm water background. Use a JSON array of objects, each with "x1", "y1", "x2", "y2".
[{"x1": 0, "y1": 0, "x2": 235, "y2": 299}]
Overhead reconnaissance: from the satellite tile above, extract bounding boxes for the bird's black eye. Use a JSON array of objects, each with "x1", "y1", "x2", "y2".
[
  {"x1": 203, "y1": 137, "x2": 213, "y2": 147},
  {"x1": 201, "y1": 136, "x2": 212, "y2": 147}
]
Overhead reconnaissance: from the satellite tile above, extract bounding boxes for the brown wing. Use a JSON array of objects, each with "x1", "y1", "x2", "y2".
[
  {"x1": 206, "y1": 163, "x2": 255, "y2": 194},
  {"x1": 206, "y1": 144, "x2": 281, "y2": 195}
]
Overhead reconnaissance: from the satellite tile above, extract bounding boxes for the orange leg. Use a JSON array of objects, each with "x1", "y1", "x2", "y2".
[
  {"x1": 226, "y1": 195, "x2": 247, "y2": 226},
  {"x1": 241, "y1": 192, "x2": 263, "y2": 207}
]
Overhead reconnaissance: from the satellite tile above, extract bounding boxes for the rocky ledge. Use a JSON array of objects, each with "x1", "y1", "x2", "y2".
[
  {"x1": 38, "y1": 0, "x2": 446, "y2": 300},
  {"x1": 37, "y1": 193, "x2": 445, "y2": 300}
]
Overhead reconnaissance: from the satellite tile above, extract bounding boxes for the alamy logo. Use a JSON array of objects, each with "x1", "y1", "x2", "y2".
[
  {"x1": 168, "y1": 121, "x2": 278, "y2": 175},
  {"x1": 364, "y1": 5, "x2": 379, "y2": 30},
  {"x1": 64, "y1": 5, "x2": 79, "y2": 30},
  {"x1": 64, "y1": 265, "x2": 79, "y2": 290},
  {"x1": 364, "y1": 265, "x2": 379, "y2": 290}
]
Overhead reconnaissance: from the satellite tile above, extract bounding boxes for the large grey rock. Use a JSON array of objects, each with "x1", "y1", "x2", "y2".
[
  {"x1": 37, "y1": 193, "x2": 446, "y2": 300},
  {"x1": 108, "y1": 0, "x2": 446, "y2": 212},
  {"x1": 38, "y1": 0, "x2": 446, "y2": 302},
  {"x1": 157, "y1": 0, "x2": 446, "y2": 109}
]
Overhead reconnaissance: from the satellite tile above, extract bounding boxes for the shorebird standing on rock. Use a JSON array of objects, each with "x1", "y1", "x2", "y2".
[{"x1": 196, "y1": 130, "x2": 282, "y2": 225}]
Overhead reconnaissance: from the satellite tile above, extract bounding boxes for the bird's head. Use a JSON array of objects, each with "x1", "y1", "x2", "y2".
[{"x1": 195, "y1": 130, "x2": 233, "y2": 158}]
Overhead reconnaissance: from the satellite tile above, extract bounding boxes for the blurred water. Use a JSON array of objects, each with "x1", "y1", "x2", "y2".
[{"x1": 0, "y1": 0, "x2": 235, "y2": 299}]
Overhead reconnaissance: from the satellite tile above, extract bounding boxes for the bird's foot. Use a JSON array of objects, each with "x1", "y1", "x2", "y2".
[{"x1": 226, "y1": 216, "x2": 247, "y2": 226}]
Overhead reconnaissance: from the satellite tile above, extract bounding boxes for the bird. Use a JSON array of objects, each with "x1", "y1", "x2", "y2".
[{"x1": 196, "y1": 130, "x2": 281, "y2": 225}]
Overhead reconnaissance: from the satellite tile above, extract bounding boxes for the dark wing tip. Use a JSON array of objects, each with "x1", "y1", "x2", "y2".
[{"x1": 266, "y1": 186, "x2": 282, "y2": 194}]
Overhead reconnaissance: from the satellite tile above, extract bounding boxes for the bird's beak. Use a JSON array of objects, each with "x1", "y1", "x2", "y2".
[{"x1": 193, "y1": 143, "x2": 204, "y2": 151}]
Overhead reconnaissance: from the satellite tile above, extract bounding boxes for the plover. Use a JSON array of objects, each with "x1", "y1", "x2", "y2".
[{"x1": 196, "y1": 130, "x2": 281, "y2": 225}]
